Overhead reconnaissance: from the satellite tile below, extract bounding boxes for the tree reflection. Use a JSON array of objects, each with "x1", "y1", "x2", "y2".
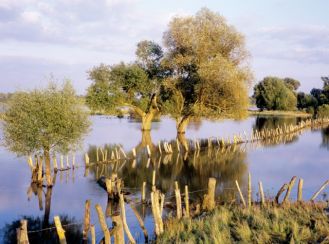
[
  {"x1": 253, "y1": 116, "x2": 301, "y2": 131},
  {"x1": 321, "y1": 126, "x2": 329, "y2": 150}
]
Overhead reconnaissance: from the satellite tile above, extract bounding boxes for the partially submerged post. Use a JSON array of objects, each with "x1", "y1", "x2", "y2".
[
  {"x1": 141, "y1": 181, "x2": 146, "y2": 203},
  {"x1": 16, "y1": 219, "x2": 29, "y2": 244},
  {"x1": 311, "y1": 180, "x2": 329, "y2": 201},
  {"x1": 119, "y1": 194, "x2": 136, "y2": 244},
  {"x1": 95, "y1": 204, "x2": 110, "y2": 244},
  {"x1": 82, "y1": 200, "x2": 90, "y2": 241},
  {"x1": 282, "y1": 176, "x2": 297, "y2": 204},
  {"x1": 235, "y1": 180, "x2": 246, "y2": 207},
  {"x1": 248, "y1": 173, "x2": 252, "y2": 208},
  {"x1": 258, "y1": 181, "x2": 265, "y2": 206},
  {"x1": 184, "y1": 185, "x2": 190, "y2": 217},
  {"x1": 111, "y1": 214, "x2": 124, "y2": 244},
  {"x1": 54, "y1": 216, "x2": 67, "y2": 244}
]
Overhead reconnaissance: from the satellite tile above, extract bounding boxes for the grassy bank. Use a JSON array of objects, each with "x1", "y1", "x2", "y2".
[
  {"x1": 249, "y1": 110, "x2": 312, "y2": 118},
  {"x1": 158, "y1": 203, "x2": 329, "y2": 243}
]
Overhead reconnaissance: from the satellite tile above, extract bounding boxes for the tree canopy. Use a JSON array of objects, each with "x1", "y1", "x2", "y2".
[
  {"x1": 161, "y1": 8, "x2": 252, "y2": 133},
  {"x1": 253, "y1": 77, "x2": 297, "y2": 111},
  {"x1": 2, "y1": 81, "x2": 90, "y2": 185}
]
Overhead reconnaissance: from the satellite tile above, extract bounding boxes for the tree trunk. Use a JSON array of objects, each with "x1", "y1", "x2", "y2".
[
  {"x1": 177, "y1": 132, "x2": 189, "y2": 152},
  {"x1": 141, "y1": 94, "x2": 159, "y2": 131},
  {"x1": 43, "y1": 186, "x2": 53, "y2": 227},
  {"x1": 176, "y1": 116, "x2": 190, "y2": 134},
  {"x1": 44, "y1": 149, "x2": 53, "y2": 187}
]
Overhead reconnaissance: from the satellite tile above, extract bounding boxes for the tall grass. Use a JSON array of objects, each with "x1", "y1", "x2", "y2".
[{"x1": 158, "y1": 203, "x2": 329, "y2": 243}]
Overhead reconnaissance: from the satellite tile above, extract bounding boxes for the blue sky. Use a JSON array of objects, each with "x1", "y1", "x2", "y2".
[{"x1": 0, "y1": 0, "x2": 328, "y2": 94}]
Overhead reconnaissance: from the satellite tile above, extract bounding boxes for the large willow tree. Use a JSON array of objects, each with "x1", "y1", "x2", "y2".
[
  {"x1": 162, "y1": 8, "x2": 252, "y2": 135},
  {"x1": 2, "y1": 81, "x2": 90, "y2": 186}
]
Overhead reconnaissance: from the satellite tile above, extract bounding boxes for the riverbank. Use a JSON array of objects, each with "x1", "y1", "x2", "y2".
[
  {"x1": 158, "y1": 202, "x2": 329, "y2": 243},
  {"x1": 249, "y1": 110, "x2": 312, "y2": 117}
]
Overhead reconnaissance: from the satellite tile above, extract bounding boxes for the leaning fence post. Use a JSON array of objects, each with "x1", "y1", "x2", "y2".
[
  {"x1": 174, "y1": 181, "x2": 182, "y2": 219},
  {"x1": 95, "y1": 204, "x2": 110, "y2": 244},
  {"x1": 282, "y1": 176, "x2": 297, "y2": 204},
  {"x1": 311, "y1": 180, "x2": 329, "y2": 201},
  {"x1": 297, "y1": 178, "x2": 303, "y2": 202},
  {"x1": 54, "y1": 216, "x2": 67, "y2": 244},
  {"x1": 83, "y1": 200, "x2": 90, "y2": 241},
  {"x1": 141, "y1": 181, "x2": 146, "y2": 203},
  {"x1": 235, "y1": 180, "x2": 246, "y2": 207},
  {"x1": 275, "y1": 183, "x2": 288, "y2": 204},
  {"x1": 119, "y1": 194, "x2": 136, "y2": 243},
  {"x1": 17, "y1": 219, "x2": 29, "y2": 244}
]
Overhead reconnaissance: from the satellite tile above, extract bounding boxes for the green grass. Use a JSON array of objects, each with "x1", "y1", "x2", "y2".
[
  {"x1": 248, "y1": 110, "x2": 312, "y2": 117},
  {"x1": 158, "y1": 203, "x2": 329, "y2": 243}
]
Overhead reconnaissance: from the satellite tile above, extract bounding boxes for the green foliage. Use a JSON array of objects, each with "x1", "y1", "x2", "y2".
[
  {"x1": 284, "y1": 77, "x2": 300, "y2": 91},
  {"x1": 317, "y1": 104, "x2": 329, "y2": 118},
  {"x1": 161, "y1": 8, "x2": 251, "y2": 123},
  {"x1": 297, "y1": 92, "x2": 317, "y2": 110},
  {"x1": 2, "y1": 81, "x2": 90, "y2": 156},
  {"x1": 253, "y1": 77, "x2": 297, "y2": 111}
]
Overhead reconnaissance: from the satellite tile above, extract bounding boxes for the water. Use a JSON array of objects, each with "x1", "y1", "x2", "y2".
[{"x1": 0, "y1": 115, "x2": 328, "y2": 243}]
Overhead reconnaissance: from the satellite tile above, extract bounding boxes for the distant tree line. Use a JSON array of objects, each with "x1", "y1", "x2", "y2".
[{"x1": 253, "y1": 76, "x2": 329, "y2": 118}]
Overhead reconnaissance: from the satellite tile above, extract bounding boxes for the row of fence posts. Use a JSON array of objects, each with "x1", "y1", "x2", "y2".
[{"x1": 235, "y1": 173, "x2": 329, "y2": 208}]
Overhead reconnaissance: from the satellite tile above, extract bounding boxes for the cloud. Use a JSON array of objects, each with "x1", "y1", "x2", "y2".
[{"x1": 248, "y1": 25, "x2": 329, "y2": 64}]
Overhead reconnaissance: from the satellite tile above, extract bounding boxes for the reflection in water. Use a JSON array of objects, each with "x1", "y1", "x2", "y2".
[
  {"x1": 321, "y1": 126, "x2": 329, "y2": 150},
  {"x1": 253, "y1": 116, "x2": 302, "y2": 131},
  {"x1": 87, "y1": 141, "x2": 248, "y2": 204},
  {"x1": 1, "y1": 215, "x2": 81, "y2": 244}
]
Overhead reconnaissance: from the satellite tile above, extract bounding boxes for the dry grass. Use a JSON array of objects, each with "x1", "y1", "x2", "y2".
[
  {"x1": 248, "y1": 110, "x2": 311, "y2": 117},
  {"x1": 158, "y1": 202, "x2": 329, "y2": 243}
]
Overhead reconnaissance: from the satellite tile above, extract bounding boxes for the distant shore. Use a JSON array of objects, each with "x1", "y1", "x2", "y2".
[{"x1": 248, "y1": 110, "x2": 312, "y2": 117}]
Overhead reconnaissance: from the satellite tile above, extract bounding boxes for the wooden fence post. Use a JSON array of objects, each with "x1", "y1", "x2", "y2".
[
  {"x1": 202, "y1": 178, "x2": 216, "y2": 211},
  {"x1": 54, "y1": 216, "x2": 67, "y2": 244},
  {"x1": 248, "y1": 173, "x2": 252, "y2": 208},
  {"x1": 282, "y1": 176, "x2": 297, "y2": 204},
  {"x1": 83, "y1": 200, "x2": 90, "y2": 241},
  {"x1": 90, "y1": 224, "x2": 95, "y2": 244},
  {"x1": 95, "y1": 204, "x2": 110, "y2": 244},
  {"x1": 275, "y1": 183, "x2": 288, "y2": 204},
  {"x1": 141, "y1": 181, "x2": 146, "y2": 203},
  {"x1": 16, "y1": 219, "x2": 29, "y2": 244},
  {"x1": 297, "y1": 178, "x2": 303, "y2": 202},
  {"x1": 311, "y1": 180, "x2": 329, "y2": 201},
  {"x1": 174, "y1": 181, "x2": 182, "y2": 219},
  {"x1": 258, "y1": 181, "x2": 265, "y2": 206},
  {"x1": 184, "y1": 185, "x2": 190, "y2": 217},
  {"x1": 84, "y1": 153, "x2": 89, "y2": 167},
  {"x1": 119, "y1": 194, "x2": 136, "y2": 243},
  {"x1": 111, "y1": 214, "x2": 124, "y2": 244},
  {"x1": 235, "y1": 180, "x2": 246, "y2": 207}
]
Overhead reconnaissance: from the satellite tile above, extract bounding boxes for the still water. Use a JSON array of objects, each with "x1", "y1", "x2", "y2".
[{"x1": 0, "y1": 115, "x2": 328, "y2": 243}]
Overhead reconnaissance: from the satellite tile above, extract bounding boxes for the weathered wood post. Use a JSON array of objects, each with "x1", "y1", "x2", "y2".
[
  {"x1": 248, "y1": 173, "x2": 252, "y2": 208},
  {"x1": 90, "y1": 224, "x2": 95, "y2": 244},
  {"x1": 54, "y1": 216, "x2": 67, "y2": 244},
  {"x1": 111, "y1": 214, "x2": 124, "y2": 244},
  {"x1": 235, "y1": 180, "x2": 246, "y2": 207},
  {"x1": 119, "y1": 194, "x2": 136, "y2": 243},
  {"x1": 282, "y1": 176, "x2": 297, "y2": 204},
  {"x1": 202, "y1": 178, "x2": 216, "y2": 211},
  {"x1": 95, "y1": 204, "x2": 110, "y2": 244},
  {"x1": 258, "y1": 181, "x2": 265, "y2": 206},
  {"x1": 275, "y1": 183, "x2": 288, "y2": 204},
  {"x1": 151, "y1": 190, "x2": 164, "y2": 236},
  {"x1": 16, "y1": 219, "x2": 29, "y2": 244},
  {"x1": 311, "y1": 180, "x2": 329, "y2": 201},
  {"x1": 297, "y1": 178, "x2": 303, "y2": 202},
  {"x1": 174, "y1": 181, "x2": 182, "y2": 219},
  {"x1": 82, "y1": 200, "x2": 90, "y2": 241},
  {"x1": 152, "y1": 170, "x2": 156, "y2": 190},
  {"x1": 105, "y1": 178, "x2": 113, "y2": 196},
  {"x1": 132, "y1": 148, "x2": 136, "y2": 158},
  {"x1": 184, "y1": 185, "x2": 190, "y2": 217},
  {"x1": 84, "y1": 153, "x2": 89, "y2": 167},
  {"x1": 53, "y1": 156, "x2": 58, "y2": 172}
]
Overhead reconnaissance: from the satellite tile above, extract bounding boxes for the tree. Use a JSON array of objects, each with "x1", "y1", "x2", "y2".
[
  {"x1": 283, "y1": 78, "x2": 300, "y2": 91},
  {"x1": 253, "y1": 77, "x2": 297, "y2": 111},
  {"x1": 297, "y1": 92, "x2": 317, "y2": 110},
  {"x1": 161, "y1": 8, "x2": 251, "y2": 137},
  {"x1": 318, "y1": 104, "x2": 329, "y2": 118},
  {"x1": 2, "y1": 81, "x2": 90, "y2": 186},
  {"x1": 86, "y1": 62, "x2": 160, "y2": 130}
]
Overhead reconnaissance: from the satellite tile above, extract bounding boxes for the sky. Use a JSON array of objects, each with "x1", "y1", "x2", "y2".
[{"x1": 0, "y1": 0, "x2": 328, "y2": 94}]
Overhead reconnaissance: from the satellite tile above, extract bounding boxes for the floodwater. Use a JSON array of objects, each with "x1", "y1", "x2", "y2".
[{"x1": 0, "y1": 115, "x2": 328, "y2": 243}]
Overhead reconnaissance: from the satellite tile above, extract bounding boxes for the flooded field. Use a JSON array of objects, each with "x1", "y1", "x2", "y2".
[{"x1": 0, "y1": 115, "x2": 328, "y2": 243}]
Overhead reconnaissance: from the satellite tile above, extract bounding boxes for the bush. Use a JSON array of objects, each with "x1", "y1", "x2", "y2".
[{"x1": 317, "y1": 104, "x2": 329, "y2": 118}]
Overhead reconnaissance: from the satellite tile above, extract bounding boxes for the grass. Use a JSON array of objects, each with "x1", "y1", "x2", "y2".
[
  {"x1": 158, "y1": 203, "x2": 329, "y2": 243},
  {"x1": 248, "y1": 110, "x2": 312, "y2": 117}
]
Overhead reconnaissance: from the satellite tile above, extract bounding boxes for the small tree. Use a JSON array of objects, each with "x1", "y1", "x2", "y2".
[
  {"x1": 253, "y1": 77, "x2": 297, "y2": 111},
  {"x1": 2, "y1": 81, "x2": 90, "y2": 186},
  {"x1": 161, "y1": 8, "x2": 252, "y2": 136},
  {"x1": 318, "y1": 104, "x2": 329, "y2": 118}
]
